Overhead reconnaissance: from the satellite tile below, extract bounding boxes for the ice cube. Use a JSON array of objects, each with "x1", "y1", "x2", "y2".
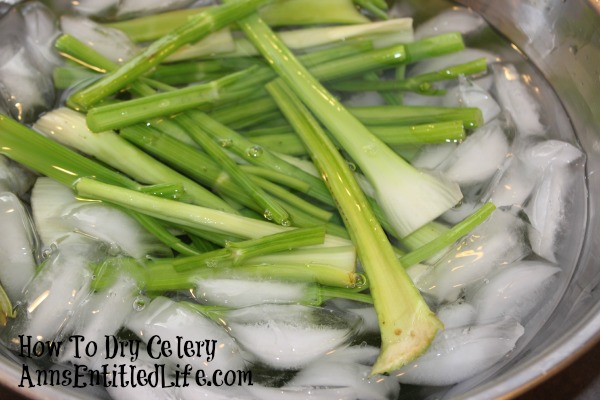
[
  {"x1": 126, "y1": 297, "x2": 246, "y2": 374},
  {"x1": 415, "y1": 7, "x2": 487, "y2": 40},
  {"x1": 492, "y1": 64, "x2": 545, "y2": 139},
  {"x1": 443, "y1": 76, "x2": 502, "y2": 123},
  {"x1": 178, "y1": 384, "x2": 251, "y2": 400},
  {"x1": 468, "y1": 260, "x2": 561, "y2": 324},
  {"x1": 71, "y1": 0, "x2": 119, "y2": 18},
  {"x1": 225, "y1": 304, "x2": 362, "y2": 370},
  {"x1": 344, "y1": 91, "x2": 386, "y2": 108},
  {"x1": 0, "y1": 155, "x2": 37, "y2": 197},
  {"x1": 524, "y1": 142, "x2": 585, "y2": 261},
  {"x1": 439, "y1": 120, "x2": 510, "y2": 186},
  {"x1": 7, "y1": 235, "x2": 100, "y2": 345},
  {"x1": 58, "y1": 273, "x2": 140, "y2": 365},
  {"x1": 20, "y1": 1, "x2": 62, "y2": 75},
  {"x1": 60, "y1": 15, "x2": 138, "y2": 64},
  {"x1": 0, "y1": 192, "x2": 37, "y2": 301},
  {"x1": 394, "y1": 318, "x2": 524, "y2": 386},
  {"x1": 436, "y1": 301, "x2": 477, "y2": 329},
  {"x1": 64, "y1": 203, "x2": 172, "y2": 259},
  {"x1": 288, "y1": 345, "x2": 400, "y2": 400},
  {"x1": 415, "y1": 209, "x2": 531, "y2": 304},
  {"x1": 411, "y1": 143, "x2": 458, "y2": 170},
  {"x1": 193, "y1": 278, "x2": 312, "y2": 307},
  {"x1": 0, "y1": 6, "x2": 55, "y2": 122}
]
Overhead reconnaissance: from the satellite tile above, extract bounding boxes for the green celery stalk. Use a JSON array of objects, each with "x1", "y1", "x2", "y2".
[
  {"x1": 144, "y1": 262, "x2": 364, "y2": 292},
  {"x1": 266, "y1": 79, "x2": 442, "y2": 375},
  {"x1": 237, "y1": 12, "x2": 462, "y2": 238},
  {"x1": 0, "y1": 114, "x2": 137, "y2": 189},
  {"x1": 400, "y1": 202, "x2": 496, "y2": 268},
  {"x1": 85, "y1": 69, "x2": 256, "y2": 132},
  {"x1": 184, "y1": 110, "x2": 335, "y2": 206},
  {"x1": 176, "y1": 113, "x2": 290, "y2": 225},
  {"x1": 68, "y1": 0, "x2": 273, "y2": 110},
  {"x1": 331, "y1": 57, "x2": 489, "y2": 93},
  {"x1": 249, "y1": 121, "x2": 466, "y2": 153},
  {"x1": 171, "y1": 226, "x2": 326, "y2": 271},
  {"x1": 104, "y1": 0, "x2": 368, "y2": 43},
  {"x1": 351, "y1": 105, "x2": 484, "y2": 129},
  {"x1": 34, "y1": 108, "x2": 236, "y2": 213},
  {"x1": 74, "y1": 177, "x2": 350, "y2": 249},
  {"x1": 353, "y1": 0, "x2": 389, "y2": 20}
]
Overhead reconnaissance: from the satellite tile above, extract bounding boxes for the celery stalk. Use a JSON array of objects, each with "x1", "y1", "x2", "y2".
[
  {"x1": 68, "y1": 0, "x2": 272, "y2": 110},
  {"x1": 0, "y1": 114, "x2": 137, "y2": 189},
  {"x1": 237, "y1": 12, "x2": 462, "y2": 238},
  {"x1": 144, "y1": 262, "x2": 363, "y2": 292},
  {"x1": 176, "y1": 113, "x2": 290, "y2": 225},
  {"x1": 34, "y1": 108, "x2": 236, "y2": 213},
  {"x1": 400, "y1": 202, "x2": 497, "y2": 268},
  {"x1": 266, "y1": 79, "x2": 442, "y2": 375},
  {"x1": 104, "y1": 0, "x2": 368, "y2": 43},
  {"x1": 74, "y1": 177, "x2": 350, "y2": 248}
]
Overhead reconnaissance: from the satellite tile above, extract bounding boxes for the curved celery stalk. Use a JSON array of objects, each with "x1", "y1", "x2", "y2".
[
  {"x1": 267, "y1": 79, "x2": 442, "y2": 375},
  {"x1": 68, "y1": 0, "x2": 272, "y2": 110}
]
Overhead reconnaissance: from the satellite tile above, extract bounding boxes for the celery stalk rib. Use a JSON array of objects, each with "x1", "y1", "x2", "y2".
[
  {"x1": 68, "y1": 0, "x2": 272, "y2": 110},
  {"x1": 267, "y1": 79, "x2": 442, "y2": 375}
]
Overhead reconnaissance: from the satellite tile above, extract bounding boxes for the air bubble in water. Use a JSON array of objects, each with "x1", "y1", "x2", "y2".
[
  {"x1": 280, "y1": 218, "x2": 291, "y2": 227},
  {"x1": 350, "y1": 274, "x2": 367, "y2": 289},
  {"x1": 246, "y1": 145, "x2": 264, "y2": 158},
  {"x1": 132, "y1": 296, "x2": 147, "y2": 311},
  {"x1": 42, "y1": 246, "x2": 54, "y2": 259},
  {"x1": 569, "y1": 45, "x2": 578, "y2": 55},
  {"x1": 263, "y1": 209, "x2": 274, "y2": 221},
  {"x1": 108, "y1": 242, "x2": 121, "y2": 256}
]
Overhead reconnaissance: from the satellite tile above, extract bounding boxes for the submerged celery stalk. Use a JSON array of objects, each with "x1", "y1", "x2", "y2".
[
  {"x1": 74, "y1": 177, "x2": 350, "y2": 248},
  {"x1": 34, "y1": 108, "x2": 236, "y2": 213},
  {"x1": 236, "y1": 11, "x2": 462, "y2": 238},
  {"x1": 68, "y1": 0, "x2": 272, "y2": 110},
  {"x1": 267, "y1": 79, "x2": 442, "y2": 375},
  {"x1": 105, "y1": 0, "x2": 368, "y2": 43},
  {"x1": 0, "y1": 114, "x2": 137, "y2": 189},
  {"x1": 0, "y1": 284, "x2": 15, "y2": 326}
]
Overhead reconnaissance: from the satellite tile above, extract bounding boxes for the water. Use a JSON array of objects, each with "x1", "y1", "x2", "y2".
[{"x1": 0, "y1": 1, "x2": 588, "y2": 399}]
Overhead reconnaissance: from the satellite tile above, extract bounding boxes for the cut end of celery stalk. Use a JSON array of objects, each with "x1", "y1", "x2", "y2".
[
  {"x1": 371, "y1": 299, "x2": 443, "y2": 376},
  {"x1": 0, "y1": 283, "x2": 16, "y2": 326}
]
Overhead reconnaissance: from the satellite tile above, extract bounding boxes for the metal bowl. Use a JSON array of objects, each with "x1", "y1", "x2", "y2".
[
  {"x1": 0, "y1": 0, "x2": 599, "y2": 399},
  {"x1": 444, "y1": 0, "x2": 600, "y2": 398}
]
